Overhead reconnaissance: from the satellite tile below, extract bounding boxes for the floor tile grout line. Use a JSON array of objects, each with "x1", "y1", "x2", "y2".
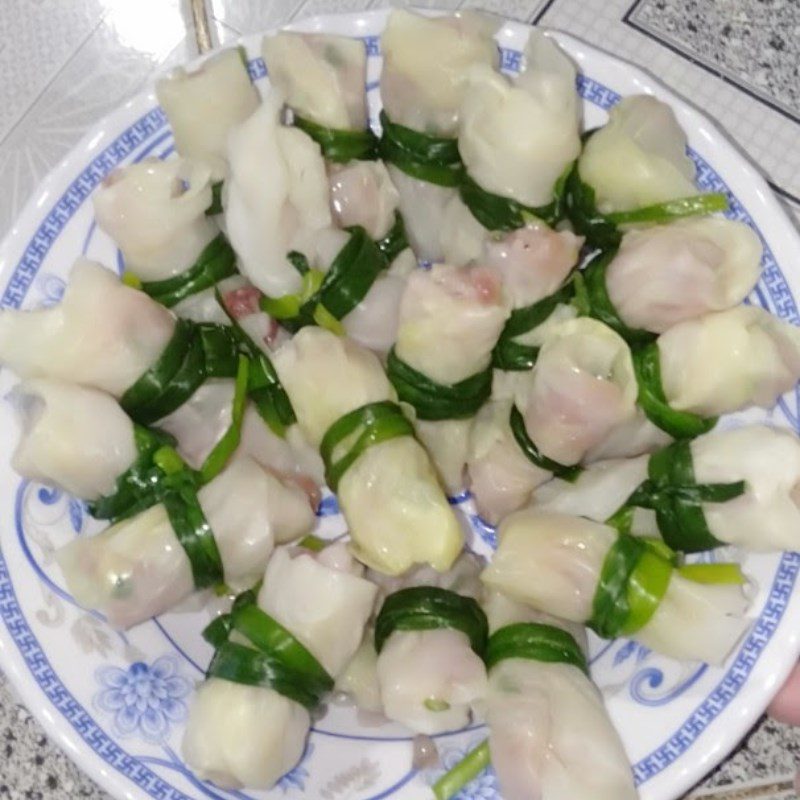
[
  {"x1": 190, "y1": 0, "x2": 213, "y2": 53},
  {"x1": 687, "y1": 778, "x2": 795, "y2": 799},
  {"x1": 0, "y1": 12, "x2": 108, "y2": 149}
]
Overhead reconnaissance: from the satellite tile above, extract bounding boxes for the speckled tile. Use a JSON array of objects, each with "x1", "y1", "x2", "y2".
[
  {"x1": 627, "y1": 0, "x2": 800, "y2": 119},
  {"x1": 0, "y1": 671, "x2": 105, "y2": 799}
]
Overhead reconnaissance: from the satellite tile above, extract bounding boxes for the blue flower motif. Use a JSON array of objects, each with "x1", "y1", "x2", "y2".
[
  {"x1": 36, "y1": 273, "x2": 66, "y2": 307},
  {"x1": 94, "y1": 656, "x2": 191, "y2": 743},
  {"x1": 276, "y1": 743, "x2": 313, "y2": 793}
]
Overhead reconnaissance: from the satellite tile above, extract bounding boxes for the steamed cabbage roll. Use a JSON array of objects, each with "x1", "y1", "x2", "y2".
[
  {"x1": 391, "y1": 264, "x2": 509, "y2": 490},
  {"x1": 380, "y1": 9, "x2": 499, "y2": 260},
  {"x1": 375, "y1": 586, "x2": 488, "y2": 734},
  {"x1": 513, "y1": 318, "x2": 637, "y2": 466},
  {"x1": 224, "y1": 93, "x2": 332, "y2": 297},
  {"x1": 578, "y1": 95, "x2": 697, "y2": 213},
  {"x1": 272, "y1": 327, "x2": 462, "y2": 574},
  {"x1": 657, "y1": 305, "x2": 800, "y2": 416},
  {"x1": 57, "y1": 457, "x2": 314, "y2": 628},
  {"x1": 156, "y1": 48, "x2": 260, "y2": 181},
  {"x1": 602, "y1": 218, "x2": 762, "y2": 334},
  {"x1": 459, "y1": 32, "x2": 580, "y2": 216},
  {"x1": 467, "y1": 400, "x2": 553, "y2": 524},
  {"x1": 480, "y1": 592, "x2": 637, "y2": 800},
  {"x1": 262, "y1": 32, "x2": 368, "y2": 132},
  {"x1": 184, "y1": 542, "x2": 376, "y2": 789},
  {"x1": 10, "y1": 379, "x2": 138, "y2": 500},
  {"x1": 0, "y1": 259, "x2": 175, "y2": 396},
  {"x1": 482, "y1": 510, "x2": 749, "y2": 664},
  {"x1": 532, "y1": 455, "x2": 649, "y2": 523},
  {"x1": 380, "y1": 10, "x2": 498, "y2": 136},
  {"x1": 327, "y1": 160, "x2": 417, "y2": 353},
  {"x1": 93, "y1": 158, "x2": 218, "y2": 282}
]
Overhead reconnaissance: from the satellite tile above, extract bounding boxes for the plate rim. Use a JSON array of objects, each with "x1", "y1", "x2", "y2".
[{"x1": 1, "y1": 9, "x2": 799, "y2": 800}]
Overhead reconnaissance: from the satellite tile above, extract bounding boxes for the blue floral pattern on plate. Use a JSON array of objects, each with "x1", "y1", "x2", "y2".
[{"x1": 94, "y1": 656, "x2": 191, "y2": 743}]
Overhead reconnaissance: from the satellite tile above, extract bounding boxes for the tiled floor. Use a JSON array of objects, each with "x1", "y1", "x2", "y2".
[{"x1": 0, "y1": 1, "x2": 799, "y2": 798}]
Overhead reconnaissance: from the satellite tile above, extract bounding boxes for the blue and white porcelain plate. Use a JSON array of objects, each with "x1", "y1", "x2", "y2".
[{"x1": 0, "y1": 10, "x2": 799, "y2": 800}]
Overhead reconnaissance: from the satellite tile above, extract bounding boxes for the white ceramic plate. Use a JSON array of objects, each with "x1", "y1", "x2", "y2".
[{"x1": 1, "y1": 9, "x2": 799, "y2": 800}]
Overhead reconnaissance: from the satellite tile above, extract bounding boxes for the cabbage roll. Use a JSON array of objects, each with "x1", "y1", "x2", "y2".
[
  {"x1": 513, "y1": 318, "x2": 637, "y2": 466},
  {"x1": 532, "y1": 455, "x2": 649, "y2": 523},
  {"x1": 0, "y1": 259, "x2": 175, "y2": 396},
  {"x1": 92, "y1": 158, "x2": 218, "y2": 282},
  {"x1": 657, "y1": 306, "x2": 800, "y2": 416},
  {"x1": 262, "y1": 32, "x2": 367, "y2": 132},
  {"x1": 375, "y1": 587, "x2": 488, "y2": 734},
  {"x1": 380, "y1": 9, "x2": 498, "y2": 261},
  {"x1": 482, "y1": 510, "x2": 749, "y2": 664},
  {"x1": 327, "y1": 160, "x2": 417, "y2": 353},
  {"x1": 478, "y1": 592, "x2": 637, "y2": 800},
  {"x1": 183, "y1": 541, "x2": 376, "y2": 789},
  {"x1": 380, "y1": 10, "x2": 497, "y2": 137},
  {"x1": 10, "y1": 379, "x2": 137, "y2": 500},
  {"x1": 482, "y1": 224, "x2": 582, "y2": 310},
  {"x1": 467, "y1": 400, "x2": 552, "y2": 524},
  {"x1": 602, "y1": 218, "x2": 762, "y2": 334},
  {"x1": 459, "y1": 32, "x2": 580, "y2": 213},
  {"x1": 272, "y1": 327, "x2": 462, "y2": 574},
  {"x1": 156, "y1": 48, "x2": 259, "y2": 181},
  {"x1": 224, "y1": 93, "x2": 332, "y2": 297},
  {"x1": 258, "y1": 545, "x2": 377, "y2": 677},
  {"x1": 56, "y1": 457, "x2": 314, "y2": 629},
  {"x1": 391, "y1": 264, "x2": 509, "y2": 489},
  {"x1": 578, "y1": 95, "x2": 697, "y2": 213}
]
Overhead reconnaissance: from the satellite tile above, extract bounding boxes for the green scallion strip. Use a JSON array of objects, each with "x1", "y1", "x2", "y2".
[
  {"x1": 374, "y1": 586, "x2": 489, "y2": 656},
  {"x1": 631, "y1": 343, "x2": 717, "y2": 438},
  {"x1": 589, "y1": 534, "x2": 673, "y2": 639},
  {"x1": 160, "y1": 468, "x2": 224, "y2": 589},
  {"x1": 386, "y1": 348, "x2": 493, "y2": 421},
  {"x1": 677, "y1": 562, "x2": 745, "y2": 585},
  {"x1": 563, "y1": 148, "x2": 729, "y2": 249},
  {"x1": 206, "y1": 181, "x2": 223, "y2": 215},
  {"x1": 484, "y1": 622, "x2": 588, "y2": 675},
  {"x1": 206, "y1": 641, "x2": 322, "y2": 709},
  {"x1": 307, "y1": 226, "x2": 387, "y2": 322},
  {"x1": 605, "y1": 193, "x2": 729, "y2": 225},
  {"x1": 563, "y1": 160, "x2": 622, "y2": 250},
  {"x1": 259, "y1": 269, "x2": 325, "y2": 321},
  {"x1": 87, "y1": 425, "x2": 177, "y2": 522},
  {"x1": 214, "y1": 287, "x2": 297, "y2": 436},
  {"x1": 459, "y1": 168, "x2": 568, "y2": 232},
  {"x1": 376, "y1": 211, "x2": 409, "y2": 265},
  {"x1": 379, "y1": 111, "x2": 463, "y2": 187},
  {"x1": 624, "y1": 440, "x2": 743, "y2": 552},
  {"x1": 432, "y1": 740, "x2": 491, "y2": 800},
  {"x1": 227, "y1": 604, "x2": 333, "y2": 695},
  {"x1": 509, "y1": 405, "x2": 582, "y2": 481},
  {"x1": 319, "y1": 401, "x2": 415, "y2": 491},
  {"x1": 120, "y1": 320, "x2": 241, "y2": 425},
  {"x1": 139, "y1": 234, "x2": 237, "y2": 308},
  {"x1": 120, "y1": 318, "x2": 194, "y2": 420},
  {"x1": 262, "y1": 228, "x2": 387, "y2": 332},
  {"x1": 198, "y1": 355, "x2": 249, "y2": 483},
  {"x1": 580, "y1": 249, "x2": 656, "y2": 345},
  {"x1": 293, "y1": 114, "x2": 380, "y2": 162},
  {"x1": 492, "y1": 283, "x2": 574, "y2": 371}
]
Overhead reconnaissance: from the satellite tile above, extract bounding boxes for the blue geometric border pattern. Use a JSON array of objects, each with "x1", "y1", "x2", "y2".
[
  {"x1": 0, "y1": 37, "x2": 797, "y2": 798},
  {"x1": 0, "y1": 108, "x2": 167, "y2": 311},
  {"x1": 0, "y1": 551, "x2": 192, "y2": 800}
]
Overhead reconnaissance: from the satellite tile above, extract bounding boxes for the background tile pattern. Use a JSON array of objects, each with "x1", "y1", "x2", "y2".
[{"x1": 0, "y1": 0, "x2": 799, "y2": 798}]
